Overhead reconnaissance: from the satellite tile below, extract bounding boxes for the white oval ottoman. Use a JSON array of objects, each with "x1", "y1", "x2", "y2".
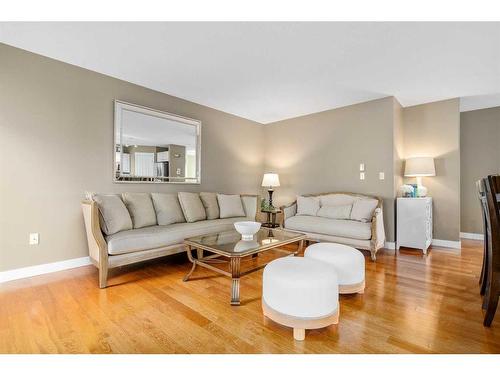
[
  {"x1": 305, "y1": 243, "x2": 365, "y2": 294},
  {"x1": 262, "y1": 257, "x2": 339, "y2": 341}
]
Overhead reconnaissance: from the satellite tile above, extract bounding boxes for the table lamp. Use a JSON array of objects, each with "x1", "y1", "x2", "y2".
[
  {"x1": 404, "y1": 157, "x2": 435, "y2": 197},
  {"x1": 262, "y1": 173, "x2": 280, "y2": 208}
]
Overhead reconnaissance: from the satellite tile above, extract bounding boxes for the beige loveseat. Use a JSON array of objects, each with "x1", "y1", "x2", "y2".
[
  {"x1": 281, "y1": 192, "x2": 385, "y2": 261},
  {"x1": 82, "y1": 192, "x2": 258, "y2": 288}
]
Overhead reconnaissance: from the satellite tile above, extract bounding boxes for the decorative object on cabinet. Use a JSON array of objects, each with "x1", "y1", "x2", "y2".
[
  {"x1": 400, "y1": 184, "x2": 415, "y2": 198},
  {"x1": 262, "y1": 173, "x2": 280, "y2": 208},
  {"x1": 396, "y1": 197, "x2": 432, "y2": 255},
  {"x1": 404, "y1": 157, "x2": 435, "y2": 197}
]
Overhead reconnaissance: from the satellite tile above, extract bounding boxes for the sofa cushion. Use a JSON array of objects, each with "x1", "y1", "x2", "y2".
[
  {"x1": 122, "y1": 193, "x2": 157, "y2": 229},
  {"x1": 217, "y1": 194, "x2": 245, "y2": 218},
  {"x1": 200, "y1": 192, "x2": 220, "y2": 220},
  {"x1": 285, "y1": 215, "x2": 372, "y2": 240},
  {"x1": 106, "y1": 217, "x2": 245, "y2": 255},
  {"x1": 320, "y1": 194, "x2": 360, "y2": 207},
  {"x1": 317, "y1": 204, "x2": 352, "y2": 220},
  {"x1": 151, "y1": 193, "x2": 186, "y2": 225},
  {"x1": 178, "y1": 192, "x2": 207, "y2": 222},
  {"x1": 93, "y1": 194, "x2": 132, "y2": 235},
  {"x1": 351, "y1": 199, "x2": 379, "y2": 222},
  {"x1": 296, "y1": 195, "x2": 320, "y2": 216}
]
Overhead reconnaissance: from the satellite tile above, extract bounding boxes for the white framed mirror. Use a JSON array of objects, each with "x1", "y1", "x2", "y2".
[{"x1": 114, "y1": 100, "x2": 201, "y2": 184}]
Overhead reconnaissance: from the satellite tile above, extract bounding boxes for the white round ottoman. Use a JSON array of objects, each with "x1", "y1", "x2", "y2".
[
  {"x1": 304, "y1": 243, "x2": 365, "y2": 294},
  {"x1": 262, "y1": 257, "x2": 339, "y2": 341}
]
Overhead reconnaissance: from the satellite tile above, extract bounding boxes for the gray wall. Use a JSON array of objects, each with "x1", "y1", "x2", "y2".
[
  {"x1": 460, "y1": 107, "x2": 500, "y2": 234},
  {"x1": 263, "y1": 97, "x2": 398, "y2": 241},
  {"x1": 0, "y1": 43, "x2": 264, "y2": 271},
  {"x1": 402, "y1": 99, "x2": 461, "y2": 241}
]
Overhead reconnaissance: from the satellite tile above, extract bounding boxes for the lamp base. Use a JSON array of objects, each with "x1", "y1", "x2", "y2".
[{"x1": 267, "y1": 189, "x2": 274, "y2": 208}]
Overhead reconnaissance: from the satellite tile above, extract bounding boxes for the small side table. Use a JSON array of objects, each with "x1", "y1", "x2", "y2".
[{"x1": 261, "y1": 208, "x2": 282, "y2": 228}]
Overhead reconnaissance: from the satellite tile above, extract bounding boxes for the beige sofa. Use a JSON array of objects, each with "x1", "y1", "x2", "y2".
[
  {"x1": 82, "y1": 192, "x2": 258, "y2": 288},
  {"x1": 281, "y1": 192, "x2": 385, "y2": 261}
]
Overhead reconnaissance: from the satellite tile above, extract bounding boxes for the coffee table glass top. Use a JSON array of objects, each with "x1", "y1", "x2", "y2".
[{"x1": 184, "y1": 228, "x2": 306, "y2": 257}]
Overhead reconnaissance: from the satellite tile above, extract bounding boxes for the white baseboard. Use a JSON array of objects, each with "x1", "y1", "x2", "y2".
[
  {"x1": 385, "y1": 241, "x2": 396, "y2": 250},
  {"x1": 460, "y1": 232, "x2": 484, "y2": 240},
  {"x1": 431, "y1": 239, "x2": 461, "y2": 251},
  {"x1": 0, "y1": 256, "x2": 91, "y2": 284}
]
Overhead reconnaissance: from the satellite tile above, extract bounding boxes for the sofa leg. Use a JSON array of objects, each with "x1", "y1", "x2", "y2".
[
  {"x1": 370, "y1": 251, "x2": 377, "y2": 262},
  {"x1": 99, "y1": 266, "x2": 108, "y2": 289}
]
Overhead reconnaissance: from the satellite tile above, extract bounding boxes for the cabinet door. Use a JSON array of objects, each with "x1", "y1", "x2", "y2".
[{"x1": 397, "y1": 199, "x2": 426, "y2": 249}]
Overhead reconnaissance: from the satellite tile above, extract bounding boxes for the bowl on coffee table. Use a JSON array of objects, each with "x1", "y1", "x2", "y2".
[{"x1": 234, "y1": 221, "x2": 261, "y2": 241}]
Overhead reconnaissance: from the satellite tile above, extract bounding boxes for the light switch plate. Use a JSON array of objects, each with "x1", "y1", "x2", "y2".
[
  {"x1": 379, "y1": 172, "x2": 385, "y2": 180},
  {"x1": 360, "y1": 172, "x2": 365, "y2": 180},
  {"x1": 29, "y1": 233, "x2": 39, "y2": 245},
  {"x1": 359, "y1": 163, "x2": 365, "y2": 171}
]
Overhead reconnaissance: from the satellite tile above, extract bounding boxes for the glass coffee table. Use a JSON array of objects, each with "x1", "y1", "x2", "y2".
[{"x1": 183, "y1": 228, "x2": 306, "y2": 305}]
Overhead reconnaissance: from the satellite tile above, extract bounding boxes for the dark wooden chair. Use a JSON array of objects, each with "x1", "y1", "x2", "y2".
[
  {"x1": 477, "y1": 179, "x2": 489, "y2": 296},
  {"x1": 483, "y1": 175, "x2": 500, "y2": 326}
]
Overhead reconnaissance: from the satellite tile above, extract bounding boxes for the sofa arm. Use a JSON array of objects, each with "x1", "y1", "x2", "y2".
[
  {"x1": 371, "y1": 207, "x2": 386, "y2": 251},
  {"x1": 280, "y1": 202, "x2": 297, "y2": 227},
  {"x1": 81, "y1": 200, "x2": 109, "y2": 288}
]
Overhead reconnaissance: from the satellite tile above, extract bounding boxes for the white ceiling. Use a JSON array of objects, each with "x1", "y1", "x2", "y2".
[{"x1": 1, "y1": 22, "x2": 499, "y2": 123}]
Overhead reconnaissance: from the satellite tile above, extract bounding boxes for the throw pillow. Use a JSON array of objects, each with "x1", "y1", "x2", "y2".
[
  {"x1": 93, "y1": 194, "x2": 133, "y2": 235},
  {"x1": 317, "y1": 204, "x2": 353, "y2": 220},
  {"x1": 217, "y1": 194, "x2": 245, "y2": 218},
  {"x1": 122, "y1": 193, "x2": 157, "y2": 229},
  {"x1": 200, "y1": 192, "x2": 220, "y2": 220},
  {"x1": 351, "y1": 198, "x2": 379, "y2": 222},
  {"x1": 296, "y1": 196, "x2": 320, "y2": 216},
  {"x1": 178, "y1": 192, "x2": 207, "y2": 222},
  {"x1": 151, "y1": 193, "x2": 186, "y2": 225}
]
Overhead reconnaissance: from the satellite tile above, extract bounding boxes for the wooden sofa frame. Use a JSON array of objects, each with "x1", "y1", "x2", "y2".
[{"x1": 280, "y1": 192, "x2": 385, "y2": 261}]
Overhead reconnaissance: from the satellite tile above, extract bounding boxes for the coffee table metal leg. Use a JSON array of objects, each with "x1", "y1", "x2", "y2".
[
  {"x1": 230, "y1": 257, "x2": 241, "y2": 305},
  {"x1": 197, "y1": 248, "x2": 204, "y2": 260},
  {"x1": 183, "y1": 246, "x2": 197, "y2": 282}
]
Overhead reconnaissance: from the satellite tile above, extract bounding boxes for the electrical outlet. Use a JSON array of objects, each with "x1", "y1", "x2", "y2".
[
  {"x1": 359, "y1": 163, "x2": 365, "y2": 171},
  {"x1": 29, "y1": 233, "x2": 39, "y2": 245},
  {"x1": 360, "y1": 172, "x2": 365, "y2": 180},
  {"x1": 379, "y1": 172, "x2": 385, "y2": 180}
]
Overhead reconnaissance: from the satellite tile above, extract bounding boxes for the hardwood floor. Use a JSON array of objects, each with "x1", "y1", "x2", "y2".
[{"x1": 0, "y1": 239, "x2": 499, "y2": 353}]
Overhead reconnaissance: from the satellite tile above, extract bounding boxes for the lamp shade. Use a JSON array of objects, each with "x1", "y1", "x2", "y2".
[
  {"x1": 262, "y1": 173, "x2": 280, "y2": 187},
  {"x1": 404, "y1": 157, "x2": 436, "y2": 177}
]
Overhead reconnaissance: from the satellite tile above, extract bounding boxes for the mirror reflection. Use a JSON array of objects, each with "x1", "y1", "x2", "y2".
[{"x1": 114, "y1": 101, "x2": 201, "y2": 183}]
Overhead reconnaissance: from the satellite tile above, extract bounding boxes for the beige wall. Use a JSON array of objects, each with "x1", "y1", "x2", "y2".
[
  {"x1": 402, "y1": 99, "x2": 461, "y2": 241},
  {"x1": 0, "y1": 42, "x2": 466, "y2": 272},
  {"x1": 0, "y1": 43, "x2": 264, "y2": 271},
  {"x1": 460, "y1": 107, "x2": 500, "y2": 234},
  {"x1": 263, "y1": 97, "x2": 398, "y2": 241}
]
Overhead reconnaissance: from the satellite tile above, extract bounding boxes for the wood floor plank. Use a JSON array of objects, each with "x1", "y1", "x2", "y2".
[{"x1": 0, "y1": 240, "x2": 498, "y2": 353}]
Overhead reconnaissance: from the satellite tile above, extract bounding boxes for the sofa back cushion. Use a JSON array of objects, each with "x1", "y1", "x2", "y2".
[
  {"x1": 317, "y1": 204, "x2": 352, "y2": 220},
  {"x1": 122, "y1": 193, "x2": 157, "y2": 228},
  {"x1": 93, "y1": 194, "x2": 133, "y2": 235},
  {"x1": 350, "y1": 198, "x2": 379, "y2": 222},
  {"x1": 296, "y1": 195, "x2": 320, "y2": 216},
  {"x1": 200, "y1": 192, "x2": 220, "y2": 220},
  {"x1": 178, "y1": 192, "x2": 207, "y2": 222},
  {"x1": 151, "y1": 193, "x2": 186, "y2": 225},
  {"x1": 320, "y1": 193, "x2": 359, "y2": 207},
  {"x1": 217, "y1": 194, "x2": 245, "y2": 218}
]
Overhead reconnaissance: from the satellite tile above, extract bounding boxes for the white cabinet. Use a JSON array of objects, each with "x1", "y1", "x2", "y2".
[{"x1": 396, "y1": 197, "x2": 433, "y2": 254}]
